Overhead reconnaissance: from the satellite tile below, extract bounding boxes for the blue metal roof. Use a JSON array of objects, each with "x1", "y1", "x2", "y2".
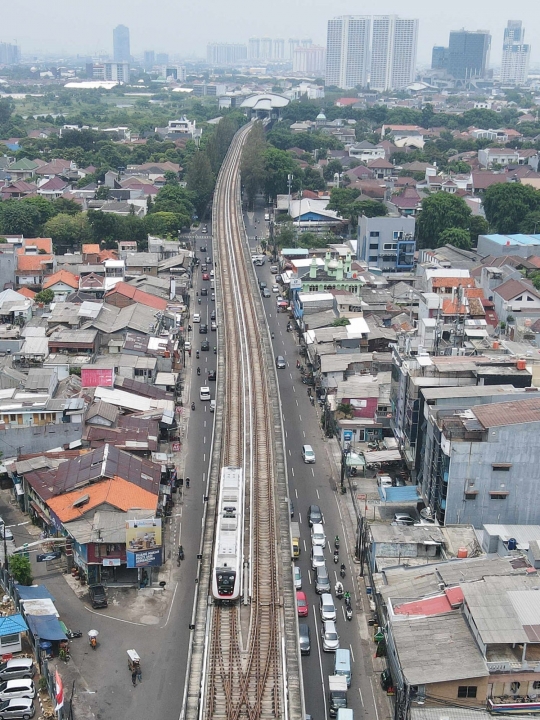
[
  {"x1": 484, "y1": 234, "x2": 540, "y2": 246},
  {"x1": 378, "y1": 486, "x2": 420, "y2": 502},
  {"x1": 0, "y1": 614, "x2": 27, "y2": 637}
]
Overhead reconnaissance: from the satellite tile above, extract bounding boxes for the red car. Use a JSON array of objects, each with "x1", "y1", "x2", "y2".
[
  {"x1": 202, "y1": 273, "x2": 210, "y2": 281},
  {"x1": 296, "y1": 590, "x2": 308, "y2": 617}
]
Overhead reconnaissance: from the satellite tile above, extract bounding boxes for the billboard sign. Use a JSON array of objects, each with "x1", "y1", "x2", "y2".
[
  {"x1": 289, "y1": 278, "x2": 302, "y2": 290},
  {"x1": 125, "y1": 518, "x2": 163, "y2": 568}
]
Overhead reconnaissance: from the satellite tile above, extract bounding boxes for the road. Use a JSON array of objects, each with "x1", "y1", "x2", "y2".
[{"x1": 245, "y1": 204, "x2": 381, "y2": 720}]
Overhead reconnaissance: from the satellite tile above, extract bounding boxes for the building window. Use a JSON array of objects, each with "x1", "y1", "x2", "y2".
[
  {"x1": 464, "y1": 491, "x2": 478, "y2": 500},
  {"x1": 0, "y1": 634, "x2": 19, "y2": 647},
  {"x1": 492, "y1": 464, "x2": 511, "y2": 471},
  {"x1": 458, "y1": 686, "x2": 477, "y2": 699},
  {"x1": 489, "y1": 492, "x2": 509, "y2": 500},
  {"x1": 369, "y1": 232, "x2": 379, "y2": 237},
  {"x1": 369, "y1": 256, "x2": 378, "y2": 262},
  {"x1": 532, "y1": 682, "x2": 540, "y2": 690},
  {"x1": 369, "y1": 243, "x2": 379, "y2": 250}
]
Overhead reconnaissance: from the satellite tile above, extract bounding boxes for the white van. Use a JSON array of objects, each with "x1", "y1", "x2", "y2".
[{"x1": 199, "y1": 387, "x2": 211, "y2": 401}]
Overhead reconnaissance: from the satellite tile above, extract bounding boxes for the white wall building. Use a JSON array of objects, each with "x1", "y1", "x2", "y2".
[
  {"x1": 500, "y1": 20, "x2": 530, "y2": 85},
  {"x1": 293, "y1": 46, "x2": 326, "y2": 75},
  {"x1": 325, "y1": 16, "x2": 371, "y2": 89},
  {"x1": 370, "y1": 16, "x2": 418, "y2": 91}
]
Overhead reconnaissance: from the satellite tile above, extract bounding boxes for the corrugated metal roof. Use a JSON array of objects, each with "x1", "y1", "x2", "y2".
[{"x1": 473, "y1": 397, "x2": 540, "y2": 428}]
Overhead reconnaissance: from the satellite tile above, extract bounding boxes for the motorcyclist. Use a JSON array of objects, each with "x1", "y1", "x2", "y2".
[
  {"x1": 197, "y1": 367, "x2": 201, "y2": 375},
  {"x1": 191, "y1": 401, "x2": 195, "y2": 410},
  {"x1": 335, "y1": 581, "x2": 344, "y2": 597}
]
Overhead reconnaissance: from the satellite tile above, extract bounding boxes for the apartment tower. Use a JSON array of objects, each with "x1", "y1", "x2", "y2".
[
  {"x1": 325, "y1": 16, "x2": 370, "y2": 89},
  {"x1": 113, "y1": 25, "x2": 130, "y2": 63},
  {"x1": 370, "y1": 16, "x2": 419, "y2": 91},
  {"x1": 501, "y1": 21, "x2": 530, "y2": 85}
]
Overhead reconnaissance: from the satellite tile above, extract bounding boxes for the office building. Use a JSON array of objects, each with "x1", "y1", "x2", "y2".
[
  {"x1": 293, "y1": 46, "x2": 326, "y2": 75},
  {"x1": 143, "y1": 51, "x2": 155, "y2": 69},
  {"x1": 325, "y1": 16, "x2": 370, "y2": 89},
  {"x1": 447, "y1": 29, "x2": 491, "y2": 80},
  {"x1": 113, "y1": 25, "x2": 130, "y2": 63},
  {"x1": 431, "y1": 46, "x2": 448, "y2": 70},
  {"x1": 0, "y1": 42, "x2": 20, "y2": 65},
  {"x1": 370, "y1": 16, "x2": 419, "y2": 91},
  {"x1": 358, "y1": 216, "x2": 416, "y2": 272},
  {"x1": 500, "y1": 21, "x2": 530, "y2": 85},
  {"x1": 260, "y1": 38, "x2": 273, "y2": 60},
  {"x1": 156, "y1": 53, "x2": 169, "y2": 65},
  {"x1": 207, "y1": 43, "x2": 247, "y2": 66},
  {"x1": 104, "y1": 62, "x2": 130, "y2": 82}
]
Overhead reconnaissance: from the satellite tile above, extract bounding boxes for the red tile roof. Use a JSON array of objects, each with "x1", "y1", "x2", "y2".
[
  {"x1": 16, "y1": 254, "x2": 53, "y2": 272},
  {"x1": 23, "y1": 238, "x2": 53, "y2": 253},
  {"x1": 105, "y1": 282, "x2": 168, "y2": 310},
  {"x1": 493, "y1": 278, "x2": 540, "y2": 301},
  {"x1": 473, "y1": 398, "x2": 540, "y2": 428},
  {"x1": 431, "y1": 277, "x2": 476, "y2": 289},
  {"x1": 16, "y1": 287, "x2": 37, "y2": 299},
  {"x1": 43, "y1": 270, "x2": 79, "y2": 290},
  {"x1": 82, "y1": 244, "x2": 100, "y2": 254}
]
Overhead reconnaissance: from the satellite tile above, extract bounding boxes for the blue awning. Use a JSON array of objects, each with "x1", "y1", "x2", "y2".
[
  {"x1": 0, "y1": 614, "x2": 27, "y2": 637},
  {"x1": 378, "y1": 486, "x2": 420, "y2": 503},
  {"x1": 25, "y1": 614, "x2": 66, "y2": 641},
  {"x1": 16, "y1": 586, "x2": 55, "y2": 602}
]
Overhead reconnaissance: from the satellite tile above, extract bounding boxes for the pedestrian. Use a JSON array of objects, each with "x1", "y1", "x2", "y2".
[
  {"x1": 186, "y1": 477, "x2": 190, "y2": 488},
  {"x1": 132, "y1": 670, "x2": 137, "y2": 687}
]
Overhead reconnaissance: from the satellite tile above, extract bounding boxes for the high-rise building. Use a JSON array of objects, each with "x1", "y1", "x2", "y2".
[
  {"x1": 288, "y1": 39, "x2": 300, "y2": 59},
  {"x1": 293, "y1": 46, "x2": 326, "y2": 75},
  {"x1": 0, "y1": 42, "x2": 20, "y2": 65},
  {"x1": 300, "y1": 39, "x2": 313, "y2": 48},
  {"x1": 325, "y1": 16, "x2": 371, "y2": 89},
  {"x1": 207, "y1": 43, "x2": 248, "y2": 66},
  {"x1": 260, "y1": 38, "x2": 273, "y2": 59},
  {"x1": 144, "y1": 51, "x2": 155, "y2": 69},
  {"x1": 113, "y1": 25, "x2": 130, "y2": 62},
  {"x1": 501, "y1": 21, "x2": 530, "y2": 85},
  {"x1": 273, "y1": 39, "x2": 285, "y2": 61},
  {"x1": 156, "y1": 53, "x2": 169, "y2": 65},
  {"x1": 104, "y1": 62, "x2": 130, "y2": 82},
  {"x1": 248, "y1": 37, "x2": 261, "y2": 61},
  {"x1": 370, "y1": 16, "x2": 418, "y2": 91},
  {"x1": 431, "y1": 46, "x2": 449, "y2": 70},
  {"x1": 447, "y1": 29, "x2": 491, "y2": 80}
]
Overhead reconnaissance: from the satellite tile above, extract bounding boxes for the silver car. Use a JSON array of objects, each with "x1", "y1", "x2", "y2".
[
  {"x1": 294, "y1": 565, "x2": 302, "y2": 590},
  {"x1": 315, "y1": 564, "x2": 331, "y2": 594},
  {"x1": 320, "y1": 593, "x2": 337, "y2": 622},
  {"x1": 0, "y1": 698, "x2": 34, "y2": 719},
  {"x1": 311, "y1": 546, "x2": 325, "y2": 570},
  {"x1": 321, "y1": 620, "x2": 340, "y2": 652}
]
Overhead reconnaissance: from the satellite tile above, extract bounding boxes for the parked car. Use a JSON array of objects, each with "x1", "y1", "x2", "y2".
[
  {"x1": 0, "y1": 698, "x2": 34, "y2": 719},
  {"x1": 296, "y1": 590, "x2": 308, "y2": 617},
  {"x1": 272, "y1": 285, "x2": 279, "y2": 293},
  {"x1": 294, "y1": 565, "x2": 302, "y2": 590},
  {"x1": 0, "y1": 661, "x2": 33, "y2": 682},
  {"x1": 211, "y1": 321, "x2": 217, "y2": 331},
  {"x1": 0, "y1": 681, "x2": 35, "y2": 702},
  {"x1": 0, "y1": 527, "x2": 13, "y2": 541},
  {"x1": 308, "y1": 504, "x2": 324, "y2": 526},
  {"x1": 299, "y1": 622, "x2": 311, "y2": 655},
  {"x1": 321, "y1": 621, "x2": 340, "y2": 652},
  {"x1": 193, "y1": 313, "x2": 200, "y2": 323},
  {"x1": 301, "y1": 445, "x2": 316, "y2": 464},
  {"x1": 88, "y1": 583, "x2": 108, "y2": 609},
  {"x1": 319, "y1": 593, "x2": 337, "y2": 622},
  {"x1": 392, "y1": 513, "x2": 415, "y2": 526}
]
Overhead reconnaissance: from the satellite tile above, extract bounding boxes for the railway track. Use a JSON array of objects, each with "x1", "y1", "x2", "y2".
[{"x1": 202, "y1": 124, "x2": 284, "y2": 720}]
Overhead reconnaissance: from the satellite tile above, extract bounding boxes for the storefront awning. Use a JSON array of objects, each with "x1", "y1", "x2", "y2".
[
  {"x1": 25, "y1": 614, "x2": 66, "y2": 642},
  {"x1": 29, "y1": 501, "x2": 51, "y2": 524},
  {"x1": 362, "y1": 449, "x2": 402, "y2": 463}
]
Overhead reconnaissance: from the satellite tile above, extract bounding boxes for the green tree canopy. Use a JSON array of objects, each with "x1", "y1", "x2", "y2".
[
  {"x1": 483, "y1": 184, "x2": 540, "y2": 234},
  {"x1": 34, "y1": 289, "x2": 54, "y2": 304},
  {"x1": 144, "y1": 211, "x2": 182, "y2": 237},
  {"x1": 186, "y1": 151, "x2": 215, "y2": 217},
  {"x1": 416, "y1": 192, "x2": 472, "y2": 249},
  {"x1": 520, "y1": 211, "x2": 540, "y2": 235},
  {"x1": 438, "y1": 227, "x2": 472, "y2": 250},
  {"x1": 241, "y1": 123, "x2": 267, "y2": 209},
  {"x1": 0, "y1": 201, "x2": 42, "y2": 236},
  {"x1": 43, "y1": 213, "x2": 91, "y2": 252},
  {"x1": 263, "y1": 147, "x2": 300, "y2": 200},
  {"x1": 9, "y1": 554, "x2": 32, "y2": 585}
]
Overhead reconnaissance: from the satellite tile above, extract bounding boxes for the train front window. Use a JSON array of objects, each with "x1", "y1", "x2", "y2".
[{"x1": 217, "y1": 571, "x2": 236, "y2": 594}]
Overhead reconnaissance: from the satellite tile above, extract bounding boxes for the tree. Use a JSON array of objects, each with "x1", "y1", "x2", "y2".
[
  {"x1": 9, "y1": 554, "x2": 32, "y2": 585},
  {"x1": 20, "y1": 197, "x2": 57, "y2": 226},
  {"x1": 241, "y1": 123, "x2": 267, "y2": 209},
  {"x1": 0, "y1": 201, "x2": 42, "y2": 236},
  {"x1": 164, "y1": 170, "x2": 179, "y2": 186},
  {"x1": 95, "y1": 186, "x2": 110, "y2": 200},
  {"x1": 438, "y1": 227, "x2": 472, "y2": 250},
  {"x1": 87, "y1": 209, "x2": 120, "y2": 245},
  {"x1": 469, "y1": 215, "x2": 488, "y2": 245},
  {"x1": 483, "y1": 183, "x2": 540, "y2": 234},
  {"x1": 416, "y1": 192, "x2": 472, "y2": 249},
  {"x1": 322, "y1": 159, "x2": 344, "y2": 182},
  {"x1": 43, "y1": 213, "x2": 90, "y2": 251},
  {"x1": 520, "y1": 211, "x2": 540, "y2": 235},
  {"x1": 301, "y1": 166, "x2": 326, "y2": 192},
  {"x1": 275, "y1": 223, "x2": 296, "y2": 248},
  {"x1": 0, "y1": 98, "x2": 14, "y2": 127},
  {"x1": 263, "y1": 147, "x2": 300, "y2": 200},
  {"x1": 353, "y1": 200, "x2": 388, "y2": 219},
  {"x1": 186, "y1": 151, "x2": 214, "y2": 217},
  {"x1": 34, "y1": 289, "x2": 54, "y2": 304},
  {"x1": 53, "y1": 197, "x2": 82, "y2": 216},
  {"x1": 144, "y1": 211, "x2": 182, "y2": 237}
]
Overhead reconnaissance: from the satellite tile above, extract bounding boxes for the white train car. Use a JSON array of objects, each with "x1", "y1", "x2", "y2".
[{"x1": 211, "y1": 466, "x2": 244, "y2": 601}]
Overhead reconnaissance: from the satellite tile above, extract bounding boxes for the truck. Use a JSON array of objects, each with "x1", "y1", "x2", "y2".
[
  {"x1": 337, "y1": 710, "x2": 353, "y2": 720},
  {"x1": 291, "y1": 522, "x2": 300, "y2": 559},
  {"x1": 328, "y1": 675, "x2": 348, "y2": 717}
]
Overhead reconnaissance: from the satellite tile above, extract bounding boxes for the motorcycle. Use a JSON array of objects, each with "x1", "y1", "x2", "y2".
[
  {"x1": 340, "y1": 563, "x2": 346, "y2": 579},
  {"x1": 198, "y1": 298, "x2": 201, "y2": 305},
  {"x1": 196, "y1": 351, "x2": 200, "y2": 359},
  {"x1": 178, "y1": 545, "x2": 184, "y2": 561},
  {"x1": 335, "y1": 582, "x2": 344, "y2": 599},
  {"x1": 334, "y1": 536, "x2": 340, "y2": 550},
  {"x1": 346, "y1": 604, "x2": 353, "y2": 621},
  {"x1": 213, "y1": 347, "x2": 217, "y2": 354},
  {"x1": 197, "y1": 367, "x2": 201, "y2": 376},
  {"x1": 191, "y1": 402, "x2": 195, "y2": 411},
  {"x1": 88, "y1": 630, "x2": 99, "y2": 650},
  {"x1": 66, "y1": 630, "x2": 82, "y2": 639},
  {"x1": 333, "y1": 550, "x2": 339, "y2": 564}
]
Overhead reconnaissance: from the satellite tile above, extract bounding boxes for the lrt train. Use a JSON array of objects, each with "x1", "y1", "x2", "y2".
[{"x1": 211, "y1": 466, "x2": 244, "y2": 602}]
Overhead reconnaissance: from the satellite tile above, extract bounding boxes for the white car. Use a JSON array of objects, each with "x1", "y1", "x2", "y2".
[
  {"x1": 311, "y1": 545, "x2": 325, "y2": 570},
  {"x1": 193, "y1": 313, "x2": 201, "y2": 323},
  {"x1": 319, "y1": 593, "x2": 337, "y2": 622},
  {"x1": 321, "y1": 621, "x2": 340, "y2": 652},
  {"x1": 272, "y1": 285, "x2": 279, "y2": 293},
  {"x1": 0, "y1": 527, "x2": 13, "y2": 542},
  {"x1": 0, "y1": 679, "x2": 35, "y2": 701},
  {"x1": 311, "y1": 523, "x2": 326, "y2": 549},
  {"x1": 294, "y1": 565, "x2": 302, "y2": 589}
]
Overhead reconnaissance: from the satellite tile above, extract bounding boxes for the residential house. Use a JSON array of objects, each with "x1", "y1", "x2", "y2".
[
  {"x1": 37, "y1": 177, "x2": 70, "y2": 199},
  {"x1": 43, "y1": 270, "x2": 79, "y2": 301},
  {"x1": 275, "y1": 196, "x2": 345, "y2": 234},
  {"x1": 0, "y1": 289, "x2": 33, "y2": 324},
  {"x1": 48, "y1": 328, "x2": 99, "y2": 355},
  {"x1": 391, "y1": 187, "x2": 422, "y2": 216},
  {"x1": 1, "y1": 181, "x2": 38, "y2": 199},
  {"x1": 348, "y1": 141, "x2": 386, "y2": 162},
  {"x1": 104, "y1": 282, "x2": 168, "y2": 311},
  {"x1": 7, "y1": 158, "x2": 40, "y2": 180},
  {"x1": 491, "y1": 278, "x2": 540, "y2": 323}
]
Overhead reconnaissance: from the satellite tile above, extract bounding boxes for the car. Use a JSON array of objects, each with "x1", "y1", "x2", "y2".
[
  {"x1": 264, "y1": 212, "x2": 270, "y2": 221},
  {"x1": 276, "y1": 356, "x2": 286, "y2": 369},
  {"x1": 202, "y1": 225, "x2": 207, "y2": 233},
  {"x1": 311, "y1": 545, "x2": 325, "y2": 570},
  {"x1": 211, "y1": 293, "x2": 215, "y2": 301},
  {"x1": 392, "y1": 513, "x2": 415, "y2": 526},
  {"x1": 276, "y1": 296, "x2": 283, "y2": 303},
  {"x1": 201, "y1": 264, "x2": 208, "y2": 272},
  {"x1": 0, "y1": 681, "x2": 35, "y2": 702},
  {"x1": 321, "y1": 620, "x2": 340, "y2": 652},
  {"x1": 202, "y1": 273, "x2": 210, "y2": 281},
  {"x1": 296, "y1": 591, "x2": 308, "y2": 617},
  {"x1": 0, "y1": 698, "x2": 34, "y2": 719},
  {"x1": 210, "y1": 400, "x2": 216, "y2": 413},
  {"x1": 311, "y1": 523, "x2": 326, "y2": 548},
  {"x1": 0, "y1": 661, "x2": 34, "y2": 682},
  {"x1": 294, "y1": 565, "x2": 302, "y2": 590},
  {"x1": 193, "y1": 313, "x2": 200, "y2": 323},
  {"x1": 210, "y1": 270, "x2": 214, "y2": 279},
  {"x1": 259, "y1": 281, "x2": 267, "y2": 289},
  {"x1": 308, "y1": 505, "x2": 324, "y2": 527},
  {"x1": 377, "y1": 474, "x2": 393, "y2": 488},
  {"x1": 272, "y1": 285, "x2": 279, "y2": 293},
  {"x1": 200, "y1": 245, "x2": 207, "y2": 252},
  {"x1": 262, "y1": 288, "x2": 271, "y2": 298},
  {"x1": 184, "y1": 341, "x2": 191, "y2": 351},
  {"x1": 206, "y1": 256, "x2": 212, "y2": 264},
  {"x1": 208, "y1": 370, "x2": 216, "y2": 381},
  {"x1": 211, "y1": 321, "x2": 217, "y2": 331},
  {"x1": 298, "y1": 622, "x2": 311, "y2": 655},
  {"x1": 201, "y1": 340, "x2": 210, "y2": 351},
  {"x1": 210, "y1": 311, "x2": 216, "y2": 320},
  {"x1": 88, "y1": 583, "x2": 108, "y2": 609},
  {"x1": 0, "y1": 527, "x2": 13, "y2": 541},
  {"x1": 290, "y1": 500, "x2": 294, "y2": 518},
  {"x1": 301, "y1": 445, "x2": 316, "y2": 464},
  {"x1": 199, "y1": 324, "x2": 208, "y2": 334},
  {"x1": 319, "y1": 593, "x2": 337, "y2": 622},
  {"x1": 315, "y1": 564, "x2": 331, "y2": 594},
  {"x1": 201, "y1": 287, "x2": 208, "y2": 296},
  {"x1": 200, "y1": 387, "x2": 211, "y2": 401}
]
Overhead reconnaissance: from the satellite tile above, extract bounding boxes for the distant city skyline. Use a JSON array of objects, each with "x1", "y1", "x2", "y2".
[{"x1": 1, "y1": 0, "x2": 539, "y2": 67}]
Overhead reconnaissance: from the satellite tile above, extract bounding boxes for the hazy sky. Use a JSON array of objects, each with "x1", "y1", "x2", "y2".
[{"x1": 3, "y1": 0, "x2": 540, "y2": 66}]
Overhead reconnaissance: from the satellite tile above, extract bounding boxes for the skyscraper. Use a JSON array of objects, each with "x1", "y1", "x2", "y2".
[
  {"x1": 207, "y1": 43, "x2": 248, "y2": 66},
  {"x1": 248, "y1": 37, "x2": 261, "y2": 61},
  {"x1": 273, "y1": 39, "x2": 285, "y2": 61},
  {"x1": 144, "y1": 51, "x2": 155, "y2": 69},
  {"x1": 288, "y1": 39, "x2": 300, "y2": 59},
  {"x1": 370, "y1": 16, "x2": 418, "y2": 91},
  {"x1": 431, "y1": 46, "x2": 448, "y2": 70},
  {"x1": 447, "y1": 30, "x2": 491, "y2": 80},
  {"x1": 325, "y1": 16, "x2": 370, "y2": 89},
  {"x1": 501, "y1": 21, "x2": 530, "y2": 85},
  {"x1": 0, "y1": 42, "x2": 20, "y2": 65},
  {"x1": 293, "y1": 46, "x2": 326, "y2": 75},
  {"x1": 113, "y1": 25, "x2": 130, "y2": 62}
]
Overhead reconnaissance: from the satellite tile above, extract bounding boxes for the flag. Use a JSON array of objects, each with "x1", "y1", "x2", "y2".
[{"x1": 55, "y1": 669, "x2": 64, "y2": 712}]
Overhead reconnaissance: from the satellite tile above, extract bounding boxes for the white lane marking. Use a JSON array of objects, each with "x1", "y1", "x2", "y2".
[
  {"x1": 291, "y1": 467, "x2": 295, "y2": 477},
  {"x1": 316, "y1": 489, "x2": 320, "y2": 499},
  {"x1": 296, "y1": 399, "x2": 299, "y2": 406},
  {"x1": 204, "y1": 437, "x2": 207, "y2": 444},
  {"x1": 313, "y1": 611, "x2": 328, "y2": 720},
  {"x1": 85, "y1": 607, "x2": 145, "y2": 625},
  {"x1": 311, "y1": 468, "x2": 315, "y2": 476},
  {"x1": 295, "y1": 488, "x2": 298, "y2": 498},
  {"x1": 161, "y1": 581, "x2": 180, "y2": 628},
  {"x1": 285, "y1": 430, "x2": 288, "y2": 437},
  {"x1": 290, "y1": 373, "x2": 293, "y2": 380},
  {"x1": 358, "y1": 688, "x2": 364, "y2": 706},
  {"x1": 308, "y1": 569, "x2": 312, "y2": 585},
  {"x1": 350, "y1": 645, "x2": 355, "y2": 663},
  {"x1": 303, "y1": 539, "x2": 307, "y2": 552},
  {"x1": 370, "y1": 678, "x2": 380, "y2": 720},
  {"x1": 303, "y1": 431, "x2": 306, "y2": 438},
  {"x1": 288, "y1": 449, "x2": 291, "y2": 456},
  {"x1": 293, "y1": 386, "x2": 296, "y2": 393}
]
